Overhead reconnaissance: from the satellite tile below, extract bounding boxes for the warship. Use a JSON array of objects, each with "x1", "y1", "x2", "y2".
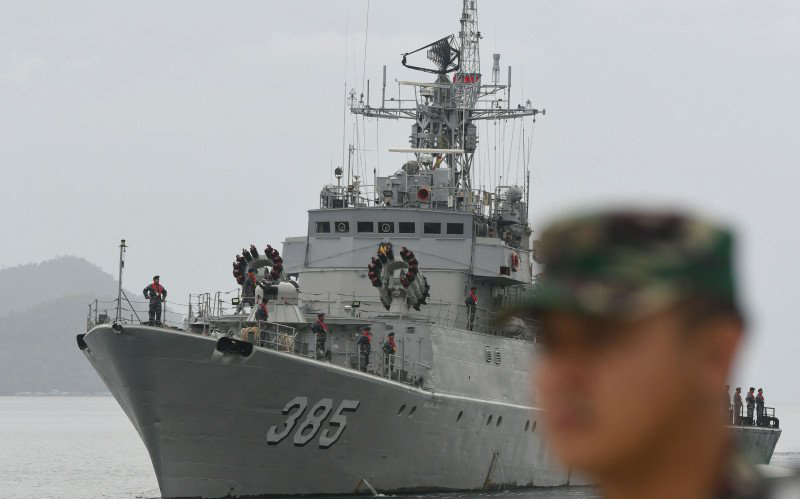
[{"x1": 77, "y1": 1, "x2": 780, "y2": 497}]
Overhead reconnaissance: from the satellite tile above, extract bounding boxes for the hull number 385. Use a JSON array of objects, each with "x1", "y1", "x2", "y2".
[{"x1": 267, "y1": 396, "x2": 360, "y2": 448}]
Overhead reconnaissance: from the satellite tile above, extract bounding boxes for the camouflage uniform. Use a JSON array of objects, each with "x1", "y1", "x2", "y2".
[
  {"x1": 143, "y1": 282, "x2": 167, "y2": 326},
  {"x1": 746, "y1": 391, "x2": 756, "y2": 425},
  {"x1": 311, "y1": 318, "x2": 328, "y2": 358},
  {"x1": 755, "y1": 392, "x2": 765, "y2": 426},
  {"x1": 465, "y1": 289, "x2": 477, "y2": 331},
  {"x1": 357, "y1": 330, "x2": 372, "y2": 372},
  {"x1": 382, "y1": 335, "x2": 397, "y2": 376},
  {"x1": 501, "y1": 210, "x2": 798, "y2": 499},
  {"x1": 508, "y1": 211, "x2": 739, "y2": 320},
  {"x1": 239, "y1": 274, "x2": 256, "y2": 312}
]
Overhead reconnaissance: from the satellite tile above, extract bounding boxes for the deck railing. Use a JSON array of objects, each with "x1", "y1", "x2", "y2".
[{"x1": 727, "y1": 403, "x2": 780, "y2": 428}]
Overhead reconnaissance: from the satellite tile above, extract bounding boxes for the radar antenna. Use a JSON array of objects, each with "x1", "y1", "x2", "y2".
[{"x1": 401, "y1": 35, "x2": 460, "y2": 75}]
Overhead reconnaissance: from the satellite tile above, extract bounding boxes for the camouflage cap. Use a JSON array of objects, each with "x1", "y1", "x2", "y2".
[{"x1": 514, "y1": 209, "x2": 740, "y2": 320}]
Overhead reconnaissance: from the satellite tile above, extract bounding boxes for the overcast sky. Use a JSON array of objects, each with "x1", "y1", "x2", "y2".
[{"x1": 1, "y1": 1, "x2": 798, "y2": 402}]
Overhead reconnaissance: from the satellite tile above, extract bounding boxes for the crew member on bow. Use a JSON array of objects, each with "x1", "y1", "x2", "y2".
[
  {"x1": 311, "y1": 312, "x2": 329, "y2": 359},
  {"x1": 465, "y1": 286, "x2": 478, "y2": 331},
  {"x1": 143, "y1": 275, "x2": 167, "y2": 326},
  {"x1": 745, "y1": 387, "x2": 756, "y2": 425},
  {"x1": 357, "y1": 326, "x2": 372, "y2": 372},
  {"x1": 756, "y1": 388, "x2": 766, "y2": 426}
]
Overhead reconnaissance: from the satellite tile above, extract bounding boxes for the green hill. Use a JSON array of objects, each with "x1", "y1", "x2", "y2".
[
  {"x1": 0, "y1": 256, "x2": 118, "y2": 318},
  {"x1": 0, "y1": 256, "x2": 166, "y2": 395},
  {"x1": 0, "y1": 293, "x2": 109, "y2": 395}
]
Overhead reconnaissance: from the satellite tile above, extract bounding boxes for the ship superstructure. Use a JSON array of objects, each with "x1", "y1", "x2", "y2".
[{"x1": 77, "y1": 2, "x2": 779, "y2": 498}]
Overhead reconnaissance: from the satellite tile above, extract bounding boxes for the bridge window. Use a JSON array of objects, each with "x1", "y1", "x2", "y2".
[
  {"x1": 446, "y1": 223, "x2": 464, "y2": 234},
  {"x1": 378, "y1": 222, "x2": 394, "y2": 233},
  {"x1": 335, "y1": 221, "x2": 349, "y2": 233},
  {"x1": 399, "y1": 222, "x2": 416, "y2": 234},
  {"x1": 357, "y1": 221, "x2": 374, "y2": 233},
  {"x1": 423, "y1": 222, "x2": 441, "y2": 234},
  {"x1": 315, "y1": 222, "x2": 331, "y2": 233}
]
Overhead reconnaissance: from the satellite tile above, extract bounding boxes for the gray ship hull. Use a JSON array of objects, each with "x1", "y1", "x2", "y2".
[
  {"x1": 731, "y1": 426, "x2": 782, "y2": 465},
  {"x1": 82, "y1": 324, "x2": 570, "y2": 498}
]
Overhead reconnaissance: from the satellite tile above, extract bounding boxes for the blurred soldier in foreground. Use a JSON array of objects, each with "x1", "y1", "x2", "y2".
[{"x1": 506, "y1": 210, "x2": 797, "y2": 499}]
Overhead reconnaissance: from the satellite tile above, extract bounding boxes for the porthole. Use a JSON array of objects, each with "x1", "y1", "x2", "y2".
[
  {"x1": 456, "y1": 410, "x2": 463, "y2": 422},
  {"x1": 487, "y1": 415, "x2": 493, "y2": 426},
  {"x1": 397, "y1": 404, "x2": 406, "y2": 416},
  {"x1": 524, "y1": 420, "x2": 530, "y2": 432},
  {"x1": 496, "y1": 416, "x2": 503, "y2": 427},
  {"x1": 409, "y1": 406, "x2": 417, "y2": 417}
]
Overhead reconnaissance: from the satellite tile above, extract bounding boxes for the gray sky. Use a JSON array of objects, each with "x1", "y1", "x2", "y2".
[{"x1": 1, "y1": 1, "x2": 798, "y2": 402}]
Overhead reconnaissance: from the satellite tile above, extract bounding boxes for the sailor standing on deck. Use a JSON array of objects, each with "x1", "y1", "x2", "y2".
[
  {"x1": 500, "y1": 210, "x2": 799, "y2": 499},
  {"x1": 746, "y1": 387, "x2": 756, "y2": 425},
  {"x1": 357, "y1": 326, "x2": 372, "y2": 372},
  {"x1": 238, "y1": 271, "x2": 257, "y2": 312},
  {"x1": 756, "y1": 388, "x2": 765, "y2": 426},
  {"x1": 382, "y1": 332, "x2": 397, "y2": 377},
  {"x1": 465, "y1": 286, "x2": 478, "y2": 331},
  {"x1": 143, "y1": 275, "x2": 167, "y2": 326},
  {"x1": 311, "y1": 312, "x2": 329, "y2": 359},
  {"x1": 255, "y1": 297, "x2": 269, "y2": 345}
]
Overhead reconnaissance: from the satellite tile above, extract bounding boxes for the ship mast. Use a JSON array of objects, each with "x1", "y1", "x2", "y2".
[
  {"x1": 351, "y1": 0, "x2": 543, "y2": 195},
  {"x1": 454, "y1": 0, "x2": 480, "y2": 189},
  {"x1": 456, "y1": 0, "x2": 480, "y2": 111}
]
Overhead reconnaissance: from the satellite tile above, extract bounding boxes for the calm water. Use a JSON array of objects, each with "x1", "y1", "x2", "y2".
[{"x1": 1, "y1": 397, "x2": 797, "y2": 499}]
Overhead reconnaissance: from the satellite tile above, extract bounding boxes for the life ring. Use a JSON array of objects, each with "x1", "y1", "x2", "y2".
[{"x1": 511, "y1": 252, "x2": 520, "y2": 272}]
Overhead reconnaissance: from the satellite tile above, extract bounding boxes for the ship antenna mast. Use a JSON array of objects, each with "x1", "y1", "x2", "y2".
[{"x1": 457, "y1": 0, "x2": 481, "y2": 110}]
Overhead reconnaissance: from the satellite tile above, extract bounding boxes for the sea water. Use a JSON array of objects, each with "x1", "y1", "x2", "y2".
[{"x1": 0, "y1": 397, "x2": 797, "y2": 499}]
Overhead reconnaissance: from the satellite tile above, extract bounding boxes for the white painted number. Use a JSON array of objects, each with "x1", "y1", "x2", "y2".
[
  {"x1": 293, "y1": 398, "x2": 333, "y2": 446},
  {"x1": 268, "y1": 397, "x2": 360, "y2": 449},
  {"x1": 266, "y1": 396, "x2": 308, "y2": 445},
  {"x1": 319, "y1": 399, "x2": 360, "y2": 448}
]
